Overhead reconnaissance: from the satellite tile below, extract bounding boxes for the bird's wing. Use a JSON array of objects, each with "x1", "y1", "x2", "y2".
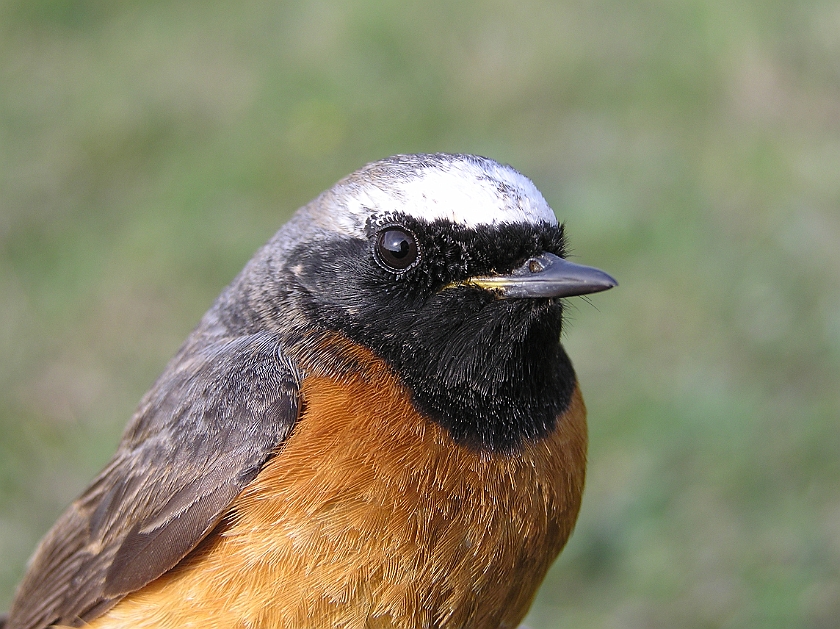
[{"x1": 6, "y1": 332, "x2": 300, "y2": 629}]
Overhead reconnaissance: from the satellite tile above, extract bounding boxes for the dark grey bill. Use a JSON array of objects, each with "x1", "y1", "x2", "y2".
[{"x1": 467, "y1": 252, "x2": 617, "y2": 299}]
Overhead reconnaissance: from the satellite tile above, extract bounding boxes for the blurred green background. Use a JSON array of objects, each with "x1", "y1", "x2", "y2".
[{"x1": 1, "y1": 0, "x2": 839, "y2": 627}]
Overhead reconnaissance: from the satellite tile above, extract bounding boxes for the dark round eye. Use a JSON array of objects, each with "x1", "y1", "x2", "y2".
[{"x1": 375, "y1": 227, "x2": 419, "y2": 271}]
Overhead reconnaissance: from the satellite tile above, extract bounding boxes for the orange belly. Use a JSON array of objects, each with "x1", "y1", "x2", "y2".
[{"x1": 84, "y1": 344, "x2": 587, "y2": 629}]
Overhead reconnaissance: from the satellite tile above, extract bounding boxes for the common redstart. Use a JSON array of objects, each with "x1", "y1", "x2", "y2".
[{"x1": 4, "y1": 153, "x2": 616, "y2": 629}]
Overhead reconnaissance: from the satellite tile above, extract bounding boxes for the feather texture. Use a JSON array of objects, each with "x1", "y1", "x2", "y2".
[
  {"x1": 80, "y1": 337, "x2": 587, "y2": 629},
  {"x1": 6, "y1": 333, "x2": 299, "y2": 629}
]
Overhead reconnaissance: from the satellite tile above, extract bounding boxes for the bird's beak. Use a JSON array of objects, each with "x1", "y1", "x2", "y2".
[{"x1": 465, "y1": 252, "x2": 617, "y2": 299}]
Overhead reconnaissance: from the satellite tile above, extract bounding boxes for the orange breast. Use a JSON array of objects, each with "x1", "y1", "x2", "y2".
[{"x1": 85, "y1": 341, "x2": 587, "y2": 629}]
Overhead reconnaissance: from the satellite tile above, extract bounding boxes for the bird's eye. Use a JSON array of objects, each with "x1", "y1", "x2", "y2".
[{"x1": 375, "y1": 227, "x2": 419, "y2": 271}]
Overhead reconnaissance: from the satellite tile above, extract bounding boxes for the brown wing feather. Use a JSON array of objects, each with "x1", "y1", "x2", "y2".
[{"x1": 5, "y1": 332, "x2": 300, "y2": 629}]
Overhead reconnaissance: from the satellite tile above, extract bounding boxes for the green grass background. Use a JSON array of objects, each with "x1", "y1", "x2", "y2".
[{"x1": 1, "y1": 1, "x2": 839, "y2": 627}]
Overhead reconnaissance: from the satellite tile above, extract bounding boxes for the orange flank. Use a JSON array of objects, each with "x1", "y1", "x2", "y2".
[{"x1": 83, "y1": 340, "x2": 587, "y2": 629}]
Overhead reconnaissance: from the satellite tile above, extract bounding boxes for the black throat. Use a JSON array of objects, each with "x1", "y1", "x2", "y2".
[
  {"x1": 371, "y1": 293, "x2": 577, "y2": 452},
  {"x1": 287, "y1": 217, "x2": 578, "y2": 453}
]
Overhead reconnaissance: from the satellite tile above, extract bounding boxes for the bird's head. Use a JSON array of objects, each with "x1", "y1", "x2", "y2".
[{"x1": 216, "y1": 153, "x2": 616, "y2": 451}]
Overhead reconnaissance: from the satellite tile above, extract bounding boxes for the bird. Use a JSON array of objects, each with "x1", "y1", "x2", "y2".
[{"x1": 3, "y1": 153, "x2": 616, "y2": 629}]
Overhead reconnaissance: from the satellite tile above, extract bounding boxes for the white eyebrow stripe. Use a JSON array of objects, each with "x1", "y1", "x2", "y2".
[
  {"x1": 303, "y1": 154, "x2": 559, "y2": 240},
  {"x1": 340, "y1": 159, "x2": 557, "y2": 230},
  {"x1": 393, "y1": 167, "x2": 556, "y2": 227}
]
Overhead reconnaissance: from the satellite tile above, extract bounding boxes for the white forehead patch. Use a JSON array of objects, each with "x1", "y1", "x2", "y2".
[
  {"x1": 393, "y1": 162, "x2": 556, "y2": 227},
  {"x1": 318, "y1": 155, "x2": 558, "y2": 235}
]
